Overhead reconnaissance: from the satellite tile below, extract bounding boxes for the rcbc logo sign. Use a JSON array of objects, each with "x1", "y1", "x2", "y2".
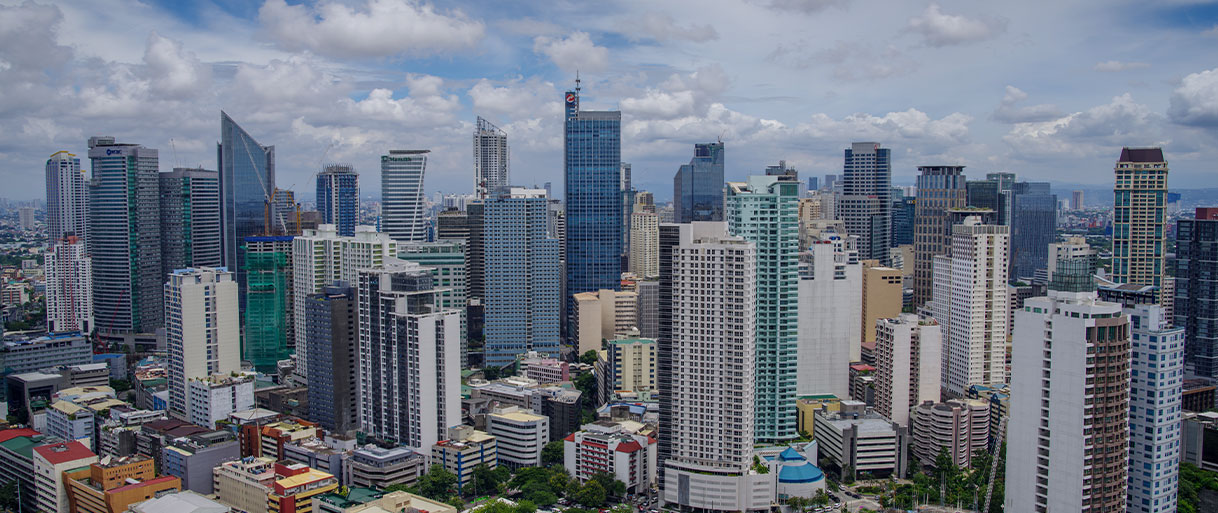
[
  {"x1": 565, "y1": 93, "x2": 576, "y2": 103},
  {"x1": 106, "y1": 149, "x2": 124, "y2": 156}
]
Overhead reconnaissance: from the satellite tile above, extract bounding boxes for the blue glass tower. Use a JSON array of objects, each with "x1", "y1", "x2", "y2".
[
  {"x1": 1011, "y1": 181, "x2": 1057, "y2": 279},
  {"x1": 218, "y1": 111, "x2": 275, "y2": 307},
  {"x1": 316, "y1": 164, "x2": 359, "y2": 236},
  {"x1": 673, "y1": 142, "x2": 725, "y2": 223},
  {"x1": 563, "y1": 86, "x2": 622, "y2": 331}
]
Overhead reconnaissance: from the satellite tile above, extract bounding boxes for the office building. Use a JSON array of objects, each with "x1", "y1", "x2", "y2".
[
  {"x1": 813, "y1": 401, "x2": 908, "y2": 479},
  {"x1": 436, "y1": 208, "x2": 470, "y2": 241},
  {"x1": 875, "y1": 314, "x2": 942, "y2": 427},
  {"x1": 1177, "y1": 208, "x2": 1218, "y2": 377},
  {"x1": 565, "y1": 420, "x2": 657, "y2": 494},
  {"x1": 398, "y1": 242, "x2": 469, "y2": 366},
  {"x1": 381, "y1": 149, "x2": 429, "y2": 243},
  {"x1": 242, "y1": 235, "x2": 294, "y2": 372},
  {"x1": 482, "y1": 188, "x2": 562, "y2": 366},
  {"x1": 87, "y1": 136, "x2": 163, "y2": 340},
  {"x1": 1127, "y1": 305, "x2": 1183, "y2": 513},
  {"x1": 267, "y1": 187, "x2": 299, "y2": 236},
  {"x1": 165, "y1": 268, "x2": 240, "y2": 421},
  {"x1": 218, "y1": 112, "x2": 275, "y2": 307},
  {"x1": 564, "y1": 86, "x2": 623, "y2": 327},
  {"x1": 891, "y1": 195, "x2": 916, "y2": 247},
  {"x1": 187, "y1": 373, "x2": 255, "y2": 429},
  {"x1": 912, "y1": 165, "x2": 967, "y2": 306},
  {"x1": 46, "y1": 150, "x2": 88, "y2": 242},
  {"x1": 1011, "y1": 181, "x2": 1057, "y2": 279},
  {"x1": 909, "y1": 399, "x2": 989, "y2": 469},
  {"x1": 487, "y1": 406, "x2": 549, "y2": 469},
  {"x1": 316, "y1": 164, "x2": 359, "y2": 236},
  {"x1": 839, "y1": 142, "x2": 891, "y2": 263},
  {"x1": 348, "y1": 445, "x2": 425, "y2": 489},
  {"x1": 930, "y1": 217, "x2": 1009, "y2": 396},
  {"x1": 1113, "y1": 148, "x2": 1168, "y2": 293},
  {"x1": 1046, "y1": 236, "x2": 1097, "y2": 285},
  {"x1": 727, "y1": 175, "x2": 800, "y2": 442},
  {"x1": 304, "y1": 283, "x2": 358, "y2": 435},
  {"x1": 796, "y1": 233, "x2": 860, "y2": 399},
  {"x1": 431, "y1": 425, "x2": 497, "y2": 491},
  {"x1": 629, "y1": 210, "x2": 659, "y2": 278},
  {"x1": 64, "y1": 454, "x2": 181, "y2": 513},
  {"x1": 474, "y1": 116, "x2": 510, "y2": 199},
  {"x1": 45, "y1": 236, "x2": 92, "y2": 333},
  {"x1": 358, "y1": 259, "x2": 460, "y2": 450},
  {"x1": 1006, "y1": 259, "x2": 1130, "y2": 512},
  {"x1": 861, "y1": 262, "x2": 902, "y2": 347},
  {"x1": 1072, "y1": 190, "x2": 1084, "y2": 210},
  {"x1": 573, "y1": 289, "x2": 639, "y2": 355},
  {"x1": 33, "y1": 441, "x2": 99, "y2": 513},
  {"x1": 159, "y1": 167, "x2": 222, "y2": 277},
  {"x1": 673, "y1": 142, "x2": 725, "y2": 223}
]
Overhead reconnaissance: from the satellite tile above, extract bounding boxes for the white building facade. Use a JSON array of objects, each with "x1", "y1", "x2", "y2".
[
  {"x1": 875, "y1": 314, "x2": 942, "y2": 427},
  {"x1": 795, "y1": 233, "x2": 860, "y2": 398},
  {"x1": 487, "y1": 407, "x2": 549, "y2": 469},
  {"x1": 1127, "y1": 304, "x2": 1183, "y2": 513},
  {"x1": 629, "y1": 211, "x2": 659, "y2": 278},
  {"x1": 187, "y1": 373, "x2": 256, "y2": 429},
  {"x1": 45, "y1": 236, "x2": 92, "y2": 333},
  {"x1": 165, "y1": 267, "x2": 240, "y2": 420}
]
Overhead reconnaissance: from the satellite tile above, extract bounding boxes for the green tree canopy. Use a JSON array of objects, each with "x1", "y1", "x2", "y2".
[{"x1": 542, "y1": 440, "x2": 565, "y2": 466}]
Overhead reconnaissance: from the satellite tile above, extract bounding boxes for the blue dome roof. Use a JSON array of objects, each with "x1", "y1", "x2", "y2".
[
  {"x1": 778, "y1": 463, "x2": 825, "y2": 483},
  {"x1": 779, "y1": 447, "x2": 806, "y2": 461}
]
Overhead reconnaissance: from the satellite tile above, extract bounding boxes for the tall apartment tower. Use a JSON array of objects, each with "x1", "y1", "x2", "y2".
[
  {"x1": 473, "y1": 117, "x2": 509, "y2": 200},
  {"x1": 1176, "y1": 208, "x2": 1218, "y2": 377},
  {"x1": 165, "y1": 267, "x2": 240, "y2": 421},
  {"x1": 874, "y1": 314, "x2": 942, "y2": 427},
  {"x1": 398, "y1": 242, "x2": 469, "y2": 368},
  {"x1": 482, "y1": 188, "x2": 562, "y2": 367},
  {"x1": 357, "y1": 259, "x2": 461, "y2": 451},
  {"x1": 45, "y1": 236, "x2": 92, "y2": 334},
  {"x1": 316, "y1": 164, "x2": 359, "y2": 236},
  {"x1": 930, "y1": 216, "x2": 1009, "y2": 396},
  {"x1": 796, "y1": 233, "x2": 861, "y2": 399},
  {"x1": 727, "y1": 175, "x2": 800, "y2": 442},
  {"x1": 912, "y1": 165, "x2": 967, "y2": 307},
  {"x1": 563, "y1": 86, "x2": 622, "y2": 327},
  {"x1": 381, "y1": 150, "x2": 430, "y2": 243},
  {"x1": 304, "y1": 282, "x2": 359, "y2": 436},
  {"x1": 1113, "y1": 147, "x2": 1169, "y2": 292},
  {"x1": 159, "y1": 167, "x2": 222, "y2": 278},
  {"x1": 1127, "y1": 304, "x2": 1183, "y2": 513},
  {"x1": 1011, "y1": 181, "x2": 1057, "y2": 279},
  {"x1": 840, "y1": 142, "x2": 892, "y2": 263},
  {"x1": 292, "y1": 224, "x2": 397, "y2": 379},
  {"x1": 673, "y1": 142, "x2": 725, "y2": 223},
  {"x1": 218, "y1": 112, "x2": 275, "y2": 305},
  {"x1": 861, "y1": 262, "x2": 903, "y2": 347},
  {"x1": 243, "y1": 235, "x2": 294, "y2": 372},
  {"x1": 662, "y1": 222, "x2": 773, "y2": 511},
  {"x1": 655, "y1": 223, "x2": 680, "y2": 489},
  {"x1": 1007, "y1": 258, "x2": 1130, "y2": 512},
  {"x1": 45, "y1": 151, "x2": 88, "y2": 242},
  {"x1": 87, "y1": 136, "x2": 163, "y2": 339},
  {"x1": 629, "y1": 210, "x2": 659, "y2": 278}
]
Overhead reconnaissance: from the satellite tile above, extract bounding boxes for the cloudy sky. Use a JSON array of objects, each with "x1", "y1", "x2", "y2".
[{"x1": 2, "y1": 0, "x2": 1217, "y2": 202}]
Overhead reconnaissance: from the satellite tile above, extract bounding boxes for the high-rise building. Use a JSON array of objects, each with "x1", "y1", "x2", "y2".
[
  {"x1": 45, "y1": 236, "x2": 92, "y2": 334},
  {"x1": 483, "y1": 188, "x2": 562, "y2": 366},
  {"x1": 629, "y1": 210, "x2": 659, "y2": 278},
  {"x1": 87, "y1": 136, "x2": 163, "y2": 339},
  {"x1": 292, "y1": 224, "x2": 397, "y2": 379},
  {"x1": 564, "y1": 86, "x2": 622, "y2": 327},
  {"x1": 808, "y1": 176, "x2": 819, "y2": 191},
  {"x1": 861, "y1": 261, "x2": 903, "y2": 347},
  {"x1": 268, "y1": 187, "x2": 299, "y2": 236},
  {"x1": 796, "y1": 233, "x2": 860, "y2": 399},
  {"x1": 891, "y1": 195, "x2": 916, "y2": 246},
  {"x1": 17, "y1": 207, "x2": 35, "y2": 231},
  {"x1": 316, "y1": 164, "x2": 359, "y2": 237},
  {"x1": 655, "y1": 223, "x2": 680, "y2": 487},
  {"x1": 165, "y1": 267, "x2": 240, "y2": 421},
  {"x1": 913, "y1": 166, "x2": 967, "y2": 306},
  {"x1": 381, "y1": 150, "x2": 430, "y2": 243},
  {"x1": 474, "y1": 117, "x2": 509, "y2": 200},
  {"x1": 1127, "y1": 304, "x2": 1183, "y2": 513},
  {"x1": 357, "y1": 259, "x2": 460, "y2": 450},
  {"x1": 1177, "y1": 208, "x2": 1218, "y2": 377},
  {"x1": 874, "y1": 314, "x2": 942, "y2": 427},
  {"x1": 159, "y1": 168, "x2": 222, "y2": 278},
  {"x1": 304, "y1": 282, "x2": 358, "y2": 436},
  {"x1": 1046, "y1": 236, "x2": 1096, "y2": 285},
  {"x1": 840, "y1": 142, "x2": 892, "y2": 263},
  {"x1": 573, "y1": 289, "x2": 639, "y2": 355},
  {"x1": 399, "y1": 242, "x2": 468, "y2": 367},
  {"x1": 1007, "y1": 258, "x2": 1130, "y2": 512},
  {"x1": 1113, "y1": 147, "x2": 1169, "y2": 291},
  {"x1": 1071, "y1": 190, "x2": 1084, "y2": 210},
  {"x1": 930, "y1": 216, "x2": 1009, "y2": 396},
  {"x1": 242, "y1": 236, "x2": 294, "y2": 372},
  {"x1": 663, "y1": 222, "x2": 773, "y2": 511},
  {"x1": 985, "y1": 172, "x2": 1016, "y2": 226},
  {"x1": 218, "y1": 112, "x2": 275, "y2": 307},
  {"x1": 45, "y1": 150, "x2": 88, "y2": 242},
  {"x1": 673, "y1": 142, "x2": 725, "y2": 223},
  {"x1": 1011, "y1": 181, "x2": 1057, "y2": 279},
  {"x1": 823, "y1": 174, "x2": 838, "y2": 192},
  {"x1": 436, "y1": 208, "x2": 470, "y2": 241},
  {"x1": 620, "y1": 162, "x2": 634, "y2": 268},
  {"x1": 727, "y1": 175, "x2": 800, "y2": 442}
]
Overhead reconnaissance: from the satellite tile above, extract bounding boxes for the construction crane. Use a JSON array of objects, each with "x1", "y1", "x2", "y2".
[{"x1": 982, "y1": 414, "x2": 1008, "y2": 513}]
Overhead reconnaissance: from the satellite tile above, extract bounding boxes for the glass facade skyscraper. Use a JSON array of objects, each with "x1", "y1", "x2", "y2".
[
  {"x1": 1175, "y1": 209, "x2": 1218, "y2": 378},
  {"x1": 316, "y1": 164, "x2": 359, "y2": 236},
  {"x1": 1011, "y1": 181, "x2": 1057, "y2": 280},
  {"x1": 243, "y1": 235, "x2": 294, "y2": 372},
  {"x1": 160, "y1": 167, "x2": 222, "y2": 278},
  {"x1": 673, "y1": 142, "x2": 725, "y2": 223},
  {"x1": 840, "y1": 142, "x2": 892, "y2": 263},
  {"x1": 381, "y1": 150, "x2": 429, "y2": 243},
  {"x1": 218, "y1": 111, "x2": 275, "y2": 307},
  {"x1": 473, "y1": 117, "x2": 509, "y2": 199}
]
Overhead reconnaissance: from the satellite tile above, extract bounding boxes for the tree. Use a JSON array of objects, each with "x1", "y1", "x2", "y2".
[
  {"x1": 588, "y1": 472, "x2": 625, "y2": 499},
  {"x1": 841, "y1": 465, "x2": 855, "y2": 484},
  {"x1": 0, "y1": 480, "x2": 18, "y2": 513},
  {"x1": 580, "y1": 350, "x2": 598, "y2": 365},
  {"x1": 418, "y1": 464, "x2": 459, "y2": 500},
  {"x1": 542, "y1": 440, "x2": 565, "y2": 466},
  {"x1": 471, "y1": 463, "x2": 504, "y2": 496},
  {"x1": 575, "y1": 480, "x2": 607, "y2": 507}
]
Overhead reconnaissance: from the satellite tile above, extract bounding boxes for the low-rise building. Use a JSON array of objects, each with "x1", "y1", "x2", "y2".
[
  {"x1": 314, "y1": 490, "x2": 458, "y2": 513},
  {"x1": 0, "y1": 331, "x2": 92, "y2": 375},
  {"x1": 260, "y1": 419, "x2": 322, "y2": 461},
  {"x1": 909, "y1": 399, "x2": 989, "y2": 469},
  {"x1": 487, "y1": 406, "x2": 549, "y2": 469},
  {"x1": 1184, "y1": 412, "x2": 1218, "y2": 472},
  {"x1": 64, "y1": 454, "x2": 181, "y2": 513},
  {"x1": 129, "y1": 490, "x2": 230, "y2": 513},
  {"x1": 282, "y1": 435, "x2": 353, "y2": 484},
  {"x1": 0, "y1": 429, "x2": 54, "y2": 513},
  {"x1": 812, "y1": 400, "x2": 908, "y2": 479},
  {"x1": 431, "y1": 425, "x2": 496, "y2": 492},
  {"x1": 519, "y1": 356, "x2": 569, "y2": 384},
  {"x1": 33, "y1": 440, "x2": 99, "y2": 513},
  {"x1": 187, "y1": 373, "x2": 255, "y2": 429},
  {"x1": 756, "y1": 445, "x2": 826, "y2": 501},
  {"x1": 213, "y1": 457, "x2": 276, "y2": 513},
  {"x1": 268, "y1": 462, "x2": 338, "y2": 513},
  {"x1": 967, "y1": 384, "x2": 1010, "y2": 449},
  {"x1": 563, "y1": 420, "x2": 656, "y2": 494},
  {"x1": 162, "y1": 430, "x2": 240, "y2": 495},
  {"x1": 135, "y1": 419, "x2": 210, "y2": 473},
  {"x1": 346, "y1": 445, "x2": 425, "y2": 489},
  {"x1": 97, "y1": 406, "x2": 166, "y2": 459},
  {"x1": 794, "y1": 396, "x2": 839, "y2": 439}
]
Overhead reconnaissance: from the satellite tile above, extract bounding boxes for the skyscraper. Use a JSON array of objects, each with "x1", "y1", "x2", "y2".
[
  {"x1": 159, "y1": 167, "x2": 222, "y2": 278},
  {"x1": 1071, "y1": 190, "x2": 1084, "y2": 210},
  {"x1": 399, "y1": 242, "x2": 468, "y2": 367},
  {"x1": 1011, "y1": 181, "x2": 1057, "y2": 279},
  {"x1": 473, "y1": 117, "x2": 509, "y2": 199},
  {"x1": 218, "y1": 111, "x2": 275, "y2": 305},
  {"x1": 1175, "y1": 208, "x2": 1218, "y2": 378},
  {"x1": 1127, "y1": 304, "x2": 1182, "y2": 513},
  {"x1": 316, "y1": 164, "x2": 359, "y2": 237},
  {"x1": 840, "y1": 142, "x2": 892, "y2": 263},
  {"x1": 166, "y1": 267, "x2": 240, "y2": 421},
  {"x1": 87, "y1": 136, "x2": 163, "y2": 340},
  {"x1": 655, "y1": 223, "x2": 680, "y2": 489},
  {"x1": 304, "y1": 282, "x2": 358, "y2": 435},
  {"x1": 727, "y1": 175, "x2": 799, "y2": 442},
  {"x1": 45, "y1": 150, "x2": 88, "y2": 242},
  {"x1": 673, "y1": 142, "x2": 725, "y2": 223},
  {"x1": 564, "y1": 86, "x2": 622, "y2": 327},
  {"x1": 875, "y1": 314, "x2": 942, "y2": 427},
  {"x1": 796, "y1": 232, "x2": 860, "y2": 400},
  {"x1": 912, "y1": 165, "x2": 967, "y2": 307},
  {"x1": 358, "y1": 259, "x2": 460, "y2": 450},
  {"x1": 482, "y1": 188, "x2": 562, "y2": 367},
  {"x1": 629, "y1": 210, "x2": 659, "y2": 278},
  {"x1": 380, "y1": 149, "x2": 429, "y2": 243},
  {"x1": 243, "y1": 236, "x2": 294, "y2": 372},
  {"x1": 45, "y1": 236, "x2": 91, "y2": 334},
  {"x1": 1113, "y1": 147, "x2": 1169, "y2": 291}
]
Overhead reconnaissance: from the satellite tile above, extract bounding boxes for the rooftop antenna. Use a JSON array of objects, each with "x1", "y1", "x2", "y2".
[
  {"x1": 575, "y1": 70, "x2": 581, "y2": 95},
  {"x1": 170, "y1": 138, "x2": 180, "y2": 168}
]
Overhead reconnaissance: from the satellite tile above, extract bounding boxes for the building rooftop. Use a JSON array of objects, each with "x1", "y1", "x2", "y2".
[
  {"x1": 1119, "y1": 147, "x2": 1165, "y2": 163},
  {"x1": 33, "y1": 440, "x2": 95, "y2": 465},
  {"x1": 274, "y1": 468, "x2": 334, "y2": 490},
  {"x1": 490, "y1": 410, "x2": 547, "y2": 423},
  {"x1": 130, "y1": 490, "x2": 229, "y2": 513},
  {"x1": 0, "y1": 428, "x2": 40, "y2": 444}
]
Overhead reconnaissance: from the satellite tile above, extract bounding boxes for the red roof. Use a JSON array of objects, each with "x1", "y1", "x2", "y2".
[
  {"x1": 564, "y1": 434, "x2": 576, "y2": 442},
  {"x1": 33, "y1": 441, "x2": 95, "y2": 465},
  {"x1": 0, "y1": 428, "x2": 39, "y2": 443},
  {"x1": 850, "y1": 364, "x2": 875, "y2": 372},
  {"x1": 614, "y1": 440, "x2": 642, "y2": 453}
]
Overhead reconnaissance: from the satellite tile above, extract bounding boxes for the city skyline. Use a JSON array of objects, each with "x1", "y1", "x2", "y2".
[{"x1": 2, "y1": 1, "x2": 1217, "y2": 202}]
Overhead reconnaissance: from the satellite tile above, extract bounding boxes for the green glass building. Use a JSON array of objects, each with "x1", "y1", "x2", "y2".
[
  {"x1": 243, "y1": 236, "x2": 294, "y2": 372},
  {"x1": 398, "y1": 241, "x2": 469, "y2": 366}
]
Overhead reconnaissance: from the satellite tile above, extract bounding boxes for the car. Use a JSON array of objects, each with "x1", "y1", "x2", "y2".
[{"x1": 834, "y1": 503, "x2": 842, "y2": 508}]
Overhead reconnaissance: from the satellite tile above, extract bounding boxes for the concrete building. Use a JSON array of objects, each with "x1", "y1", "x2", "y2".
[
  {"x1": 860, "y1": 262, "x2": 902, "y2": 346},
  {"x1": 0, "y1": 331, "x2": 92, "y2": 375},
  {"x1": 398, "y1": 241, "x2": 468, "y2": 367},
  {"x1": 565, "y1": 420, "x2": 657, "y2": 494},
  {"x1": 1184, "y1": 412, "x2": 1218, "y2": 472},
  {"x1": 874, "y1": 314, "x2": 942, "y2": 427},
  {"x1": 573, "y1": 289, "x2": 639, "y2": 355},
  {"x1": 45, "y1": 236, "x2": 92, "y2": 333},
  {"x1": 381, "y1": 149, "x2": 429, "y2": 243},
  {"x1": 839, "y1": 142, "x2": 891, "y2": 263},
  {"x1": 213, "y1": 457, "x2": 275, "y2": 513},
  {"x1": 316, "y1": 490, "x2": 456, "y2": 513},
  {"x1": 1176, "y1": 207, "x2": 1218, "y2": 378},
  {"x1": 257, "y1": 420, "x2": 320, "y2": 461},
  {"x1": 64, "y1": 454, "x2": 180, "y2": 513},
  {"x1": 1112, "y1": 147, "x2": 1168, "y2": 294},
  {"x1": 909, "y1": 399, "x2": 989, "y2": 469},
  {"x1": 33, "y1": 441, "x2": 99, "y2": 513},
  {"x1": 602, "y1": 338, "x2": 656, "y2": 401},
  {"x1": 1127, "y1": 305, "x2": 1183, "y2": 513},
  {"x1": 796, "y1": 233, "x2": 860, "y2": 399},
  {"x1": 241, "y1": 235, "x2": 295, "y2": 373},
  {"x1": 629, "y1": 211, "x2": 659, "y2": 278},
  {"x1": 474, "y1": 117, "x2": 509, "y2": 200},
  {"x1": 165, "y1": 268, "x2": 240, "y2": 421},
  {"x1": 912, "y1": 165, "x2": 967, "y2": 307},
  {"x1": 812, "y1": 401, "x2": 908, "y2": 479},
  {"x1": 46, "y1": 150, "x2": 88, "y2": 243},
  {"x1": 487, "y1": 406, "x2": 549, "y2": 469},
  {"x1": 1046, "y1": 236, "x2": 1097, "y2": 285},
  {"x1": 347, "y1": 445, "x2": 424, "y2": 489},
  {"x1": 269, "y1": 462, "x2": 339, "y2": 513},
  {"x1": 304, "y1": 282, "x2": 359, "y2": 435},
  {"x1": 159, "y1": 167, "x2": 222, "y2": 277},
  {"x1": 186, "y1": 373, "x2": 255, "y2": 429},
  {"x1": 431, "y1": 425, "x2": 497, "y2": 492},
  {"x1": 520, "y1": 356, "x2": 570, "y2": 384},
  {"x1": 282, "y1": 436, "x2": 350, "y2": 483},
  {"x1": 163, "y1": 430, "x2": 241, "y2": 495}
]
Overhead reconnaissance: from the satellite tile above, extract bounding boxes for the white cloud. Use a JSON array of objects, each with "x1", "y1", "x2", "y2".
[
  {"x1": 992, "y1": 86, "x2": 1062, "y2": 123},
  {"x1": 1169, "y1": 67, "x2": 1218, "y2": 127},
  {"x1": 532, "y1": 31, "x2": 609, "y2": 73},
  {"x1": 143, "y1": 32, "x2": 212, "y2": 99},
  {"x1": 467, "y1": 77, "x2": 561, "y2": 121},
  {"x1": 1204, "y1": 24, "x2": 1218, "y2": 38},
  {"x1": 1004, "y1": 94, "x2": 1163, "y2": 156},
  {"x1": 907, "y1": 4, "x2": 1005, "y2": 47},
  {"x1": 632, "y1": 12, "x2": 718, "y2": 43},
  {"x1": 1093, "y1": 60, "x2": 1149, "y2": 72},
  {"x1": 258, "y1": 0, "x2": 484, "y2": 59},
  {"x1": 762, "y1": 0, "x2": 849, "y2": 14}
]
